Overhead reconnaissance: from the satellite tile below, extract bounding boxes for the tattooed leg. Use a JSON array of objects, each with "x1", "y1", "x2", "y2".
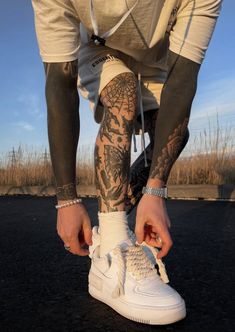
[{"x1": 95, "y1": 72, "x2": 137, "y2": 212}]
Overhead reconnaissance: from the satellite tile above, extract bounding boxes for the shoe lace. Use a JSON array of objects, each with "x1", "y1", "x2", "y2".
[
  {"x1": 128, "y1": 228, "x2": 169, "y2": 284},
  {"x1": 112, "y1": 241, "x2": 169, "y2": 299}
]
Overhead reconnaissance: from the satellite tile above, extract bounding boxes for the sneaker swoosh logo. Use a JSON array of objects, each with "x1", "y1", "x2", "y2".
[
  {"x1": 134, "y1": 285, "x2": 161, "y2": 297},
  {"x1": 96, "y1": 268, "x2": 113, "y2": 280},
  {"x1": 93, "y1": 261, "x2": 113, "y2": 280}
]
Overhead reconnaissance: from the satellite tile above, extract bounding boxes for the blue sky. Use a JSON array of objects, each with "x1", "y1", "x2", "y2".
[{"x1": 0, "y1": 1, "x2": 234, "y2": 155}]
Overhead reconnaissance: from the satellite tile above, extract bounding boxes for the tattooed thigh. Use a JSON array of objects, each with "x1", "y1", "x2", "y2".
[
  {"x1": 99, "y1": 73, "x2": 137, "y2": 143},
  {"x1": 100, "y1": 72, "x2": 137, "y2": 119}
]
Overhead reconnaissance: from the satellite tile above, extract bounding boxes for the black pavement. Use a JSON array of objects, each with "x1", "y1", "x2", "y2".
[{"x1": 0, "y1": 196, "x2": 234, "y2": 332}]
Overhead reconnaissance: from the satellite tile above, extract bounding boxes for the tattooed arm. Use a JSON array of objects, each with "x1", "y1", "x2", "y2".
[
  {"x1": 135, "y1": 51, "x2": 200, "y2": 258},
  {"x1": 45, "y1": 61, "x2": 92, "y2": 256},
  {"x1": 148, "y1": 51, "x2": 200, "y2": 184},
  {"x1": 44, "y1": 61, "x2": 79, "y2": 200}
]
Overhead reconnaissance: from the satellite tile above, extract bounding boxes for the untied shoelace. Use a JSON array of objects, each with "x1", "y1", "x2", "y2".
[{"x1": 112, "y1": 231, "x2": 169, "y2": 299}]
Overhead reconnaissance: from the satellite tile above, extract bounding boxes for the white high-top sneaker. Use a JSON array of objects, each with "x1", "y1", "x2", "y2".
[{"x1": 88, "y1": 226, "x2": 186, "y2": 325}]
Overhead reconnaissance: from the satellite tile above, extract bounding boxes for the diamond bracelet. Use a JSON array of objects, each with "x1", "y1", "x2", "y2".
[{"x1": 55, "y1": 198, "x2": 82, "y2": 209}]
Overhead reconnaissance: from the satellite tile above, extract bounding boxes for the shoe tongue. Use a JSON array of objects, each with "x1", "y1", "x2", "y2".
[{"x1": 118, "y1": 238, "x2": 133, "y2": 250}]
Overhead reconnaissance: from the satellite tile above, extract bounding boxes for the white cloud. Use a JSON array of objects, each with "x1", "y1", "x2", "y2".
[
  {"x1": 188, "y1": 75, "x2": 235, "y2": 138},
  {"x1": 17, "y1": 92, "x2": 43, "y2": 117},
  {"x1": 15, "y1": 121, "x2": 35, "y2": 131},
  {"x1": 191, "y1": 75, "x2": 235, "y2": 121}
]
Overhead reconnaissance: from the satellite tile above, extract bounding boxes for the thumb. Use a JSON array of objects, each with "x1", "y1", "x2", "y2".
[
  {"x1": 135, "y1": 223, "x2": 145, "y2": 244},
  {"x1": 69, "y1": 237, "x2": 89, "y2": 256},
  {"x1": 83, "y1": 218, "x2": 93, "y2": 246}
]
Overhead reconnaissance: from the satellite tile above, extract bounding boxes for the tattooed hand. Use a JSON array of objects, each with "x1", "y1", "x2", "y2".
[
  {"x1": 135, "y1": 194, "x2": 172, "y2": 259},
  {"x1": 57, "y1": 201, "x2": 92, "y2": 256}
]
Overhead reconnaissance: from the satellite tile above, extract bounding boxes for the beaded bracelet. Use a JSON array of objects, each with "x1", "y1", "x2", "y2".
[{"x1": 55, "y1": 198, "x2": 82, "y2": 209}]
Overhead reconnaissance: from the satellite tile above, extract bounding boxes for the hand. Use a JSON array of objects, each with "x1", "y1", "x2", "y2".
[
  {"x1": 135, "y1": 195, "x2": 172, "y2": 259},
  {"x1": 56, "y1": 201, "x2": 92, "y2": 256}
]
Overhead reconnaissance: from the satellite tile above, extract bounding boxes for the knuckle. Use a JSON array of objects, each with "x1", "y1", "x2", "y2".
[
  {"x1": 57, "y1": 231, "x2": 64, "y2": 240},
  {"x1": 168, "y1": 240, "x2": 173, "y2": 248},
  {"x1": 70, "y1": 250, "x2": 78, "y2": 256},
  {"x1": 164, "y1": 242, "x2": 172, "y2": 250},
  {"x1": 76, "y1": 250, "x2": 86, "y2": 256},
  {"x1": 70, "y1": 247, "x2": 80, "y2": 255}
]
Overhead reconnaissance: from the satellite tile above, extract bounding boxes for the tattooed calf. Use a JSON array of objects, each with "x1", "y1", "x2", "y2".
[{"x1": 95, "y1": 72, "x2": 137, "y2": 212}]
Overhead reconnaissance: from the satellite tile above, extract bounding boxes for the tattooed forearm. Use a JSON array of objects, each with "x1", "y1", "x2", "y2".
[
  {"x1": 125, "y1": 108, "x2": 188, "y2": 213},
  {"x1": 44, "y1": 61, "x2": 79, "y2": 200},
  {"x1": 150, "y1": 117, "x2": 189, "y2": 182},
  {"x1": 56, "y1": 182, "x2": 78, "y2": 201},
  {"x1": 95, "y1": 72, "x2": 137, "y2": 212},
  {"x1": 148, "y1": 51, "x2": 200, "y2": 184}
]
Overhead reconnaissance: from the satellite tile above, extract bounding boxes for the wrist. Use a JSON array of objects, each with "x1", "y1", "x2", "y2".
[
  {"x1": 55, "y1": 197, "x2": 82, "y2": 209},
  {"x1": 143, "y1": 178, "x2": 167, "y2": 199},
  {"x1": 57, "y1": 198, "x2": 78, "y2": 204},
  {"x1": 146, "y1": 178, "x2": 165, "y2": 188},
  {"x1": 56, "y1": 182, "x2": 78, "y2": 202}
]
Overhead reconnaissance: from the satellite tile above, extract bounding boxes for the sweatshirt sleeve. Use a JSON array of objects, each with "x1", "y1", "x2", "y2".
[
  {"x1": 31, "y1": 0, "x2": 80, "y2": 63},
  {"x1": 169, "y1": 0, "x2": 223, "y2": 64}
]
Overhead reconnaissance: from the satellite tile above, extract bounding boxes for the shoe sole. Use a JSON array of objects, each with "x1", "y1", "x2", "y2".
[{"x1": 88, "y1": 273, "x2": 186, "y2": 325}]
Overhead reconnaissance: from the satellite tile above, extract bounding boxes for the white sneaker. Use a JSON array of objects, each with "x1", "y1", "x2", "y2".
[{"x1": 88, "y1": 226, "x2": 186, "y2": 325}]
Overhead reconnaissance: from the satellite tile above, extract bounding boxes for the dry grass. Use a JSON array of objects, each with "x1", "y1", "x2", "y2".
[
  {"x1": 0, "y1": 124, "x2": 234, "y2": 186},
  {"x1": 169, "y1": 124, "x2": 235, "y2": 185},
  {"x1": 168, "y1": 153, "x2": 235, "y2": 185},
  {"x1": 0, "y1": 144, "x2": 95, "y2": 186}
]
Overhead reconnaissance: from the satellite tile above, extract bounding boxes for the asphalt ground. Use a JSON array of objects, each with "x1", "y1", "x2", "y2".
[{"x1": 0, "y1": 196, "x2": 234, "y2": 332}]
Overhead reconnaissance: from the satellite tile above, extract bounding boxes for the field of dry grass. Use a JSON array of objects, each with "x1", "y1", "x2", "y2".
[
  {"x1": 169, "y1": 125, "x2": 235, "y2": 184},
  {"x1": 0, "y1": 126, "x2": 234, "y2": 186}
]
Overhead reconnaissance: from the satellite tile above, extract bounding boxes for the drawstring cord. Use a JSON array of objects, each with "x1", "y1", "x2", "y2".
[
  {"x1": 132, "y1": 127, "x2": 137, "y2": 152},
  {"x1": 90, "y1": 0, "x2": 139, "y2": 44},
  {"x1": 137, "y1": 73, "x2": 148, "y2": 167}
]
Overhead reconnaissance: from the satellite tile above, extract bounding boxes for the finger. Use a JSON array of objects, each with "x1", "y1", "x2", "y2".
[
  {"x1": 145, "y1": 233, "x2": 163, "y2": 248},
  {"x1": 78, "y1": 228, "x2": 85, "y2": 246},
  {"x1": 166, "y1": 216, "x2": 171, "y2": 228},
  {"x1": 135, "y1": 223, "x2": 145, "y2": 244},
  {"x1": 56, "y1": 214, "x2": 62, "y2": 233},
  {"x1": 143, "y1": 224, "x2": 151, "y2": 235},
  {"x1": 69, "y1": 237, "x2": 89, "y2": 256},
  {"x1": 83, "y1": 219, "x2": 93, "y2": 246},
  {"x1": 155, "y1": 229, "x2": 173, "y2": 259}
]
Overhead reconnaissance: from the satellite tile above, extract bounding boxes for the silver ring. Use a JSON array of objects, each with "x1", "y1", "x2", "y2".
[
  {"x1": 64, "y1": 244, "x2": 71, "y2": 251},
  {"x1": 157, "y1": 237, "x2": 162, "y2": 244}
]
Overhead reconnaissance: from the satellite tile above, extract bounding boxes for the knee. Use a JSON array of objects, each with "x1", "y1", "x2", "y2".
[
  {"x1": 100, "y1": 72, "x2": 138, "y2": 120},
  {"x1": 44, "y1": 61, "x2": 78, "y2": 114},
  {"x1": 44, "y1": 61, "x2": 78, "y2": 101}
]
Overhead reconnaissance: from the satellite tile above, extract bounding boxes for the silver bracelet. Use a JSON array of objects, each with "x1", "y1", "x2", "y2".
[
  {"x1": 55, "y1": 198, "x2": 82, "y2": 209},
  {"x1": 142, "y1": 186, "x2": 168, "y2": 199}
]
